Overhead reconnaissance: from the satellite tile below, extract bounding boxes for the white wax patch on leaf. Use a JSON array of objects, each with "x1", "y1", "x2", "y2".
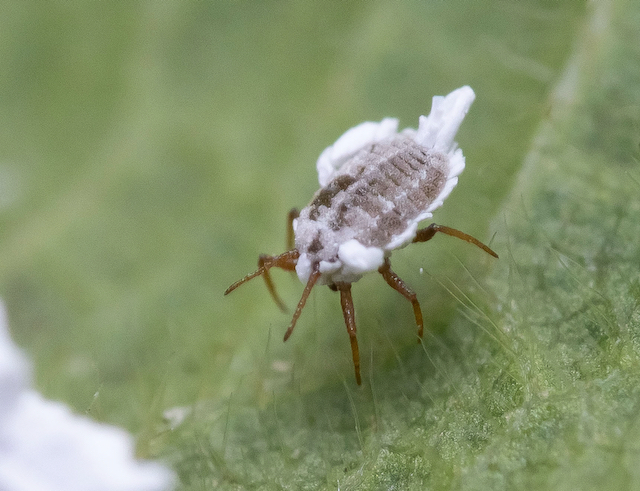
[
  {"x1": 0, "y1": 301, "x2": 174, "y2": 491},
  {"x1": 0, "y1": 309, "x2": 29, "y2": 420}
]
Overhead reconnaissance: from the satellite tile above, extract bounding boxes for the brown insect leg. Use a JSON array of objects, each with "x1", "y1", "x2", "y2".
[
  {"x1": 283, "y1": 263, "x2": 320, "y2": 342},
  {"x1": 413, "y1": 223, "x2": 498, "y2": 258},
  {"x1": 286, "y1": 208, "x2": 300, "y2": 251},
  {"x1": 224, "y1": 249, "x2": 300, "y2": 312},
  {"x1": 259, "y1": 254, "x2": 291, "y2": 312},
  {"x1": 378, "y1": 257, "x2": 424, "y2": 341},
  {"x1": 336, "y1": 282, "x2": 361, "y2": 385}
]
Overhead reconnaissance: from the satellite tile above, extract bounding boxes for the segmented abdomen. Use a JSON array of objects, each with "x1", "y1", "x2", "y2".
[{"x1": 297, "y1": 137, "x2": 449, "y2": 259}]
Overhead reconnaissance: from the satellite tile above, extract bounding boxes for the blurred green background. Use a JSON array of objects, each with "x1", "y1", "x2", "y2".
[{"x1": 7, "y1": 1, "x2": 632, "y2": 489}]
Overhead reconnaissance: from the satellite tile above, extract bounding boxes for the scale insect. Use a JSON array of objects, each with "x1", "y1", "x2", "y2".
[{"x1": 225, "y1": 86, "x2": 497, "y2": 385}]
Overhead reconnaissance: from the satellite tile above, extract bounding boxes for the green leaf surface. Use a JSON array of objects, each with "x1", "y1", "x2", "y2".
[{"x1": 2, "y1": 1, "x2": 639, "y2": 489}]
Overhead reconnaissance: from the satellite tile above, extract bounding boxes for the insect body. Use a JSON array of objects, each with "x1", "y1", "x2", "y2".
[{"x1": 225, "y1": 86, "x2": 497, "y2": 385}]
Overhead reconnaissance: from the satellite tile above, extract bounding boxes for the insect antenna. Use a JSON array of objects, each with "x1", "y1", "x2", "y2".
[{"x1": 224, "y1": 249, "x2": 300, "y2": 312}]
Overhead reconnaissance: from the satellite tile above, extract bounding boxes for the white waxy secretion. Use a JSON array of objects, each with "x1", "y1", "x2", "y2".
[{"x1": 294, "y1": 85, "x2": 475, "y2": 285}]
